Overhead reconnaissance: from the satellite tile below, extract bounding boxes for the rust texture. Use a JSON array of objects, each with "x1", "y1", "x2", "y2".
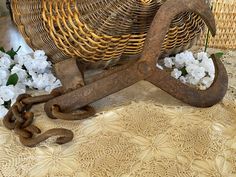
[
  {"x1": 3, "y1": 92, "x2": 74, "y2": 147},
  {"x1": 54, "y1": 58, "x2": 85, "y2": 92},
  {"x1": 44, "y1": 0, "x2": 220, "y2": 116},
  {"x1": 146, "y1": 54, "x2": 228, "y2": 107},
  {"x1": 4, "y1": 0, "x2": 228, "y2": 147}
]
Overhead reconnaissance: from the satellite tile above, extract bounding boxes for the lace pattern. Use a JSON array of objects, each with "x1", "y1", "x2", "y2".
[{"x1": 0, "y1": 50, "x2": 236, "y2": 177}]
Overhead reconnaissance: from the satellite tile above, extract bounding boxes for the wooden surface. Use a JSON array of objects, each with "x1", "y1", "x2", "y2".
[{"x1": 0, "y1": 16, "x2": 32, "y2": 54}]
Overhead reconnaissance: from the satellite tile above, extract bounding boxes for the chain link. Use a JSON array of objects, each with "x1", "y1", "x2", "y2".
[{"x1": 3, "y1": 89, "x2": 74, "y2": 147}]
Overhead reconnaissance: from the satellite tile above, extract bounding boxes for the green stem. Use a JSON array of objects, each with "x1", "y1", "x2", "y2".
[
  {"x1": 204, "y1": 5, "x2": 213, "y2": 52},
  {"x1": 16, "y1": 46, "x2": 22, "y2": 53},
  {"x1": 204, "y1": 28, "x2": 210, "y2": 52}
]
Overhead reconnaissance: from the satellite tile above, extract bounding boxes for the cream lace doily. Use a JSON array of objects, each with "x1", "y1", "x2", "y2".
[{"x1": 0, "y1": 50, "x2": 236, "y2": 177}]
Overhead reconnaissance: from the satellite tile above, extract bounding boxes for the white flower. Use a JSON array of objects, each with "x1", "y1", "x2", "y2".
[
  {"x1": 0, "y1": 68, "x2": 9, "y2": 79},
  {"x1": 164, "y1": 57, "x2": 174, "y2": 68},
  {"x1": 15, "y1": 52, "x2": 51, "y2": 74},
  {"x1": 0, "y1": 105, "x2": 8, "y2": 118},
  {"x1": 185, "y1": 74, "x2": 200, "y2": 85},
  {"x1": 0, "y1": 51, "x2": 5, "y2": 57},
  {"x1": 0, "y1": 85, "x2": 16, "y2": 102},
  {"x1": 0, "y1": 49, "x2": 61, "y2": 106},
  {"x1": 171, "y1": 69, "x2": 182, "y2": 79},
  {"x1": 186, "y1": 64, "x2": 205, "y2": 80},
  {"x1": 174, "y1": 54, "x2": 186, "y2": 69},
  {"x1": 33, "y1": 50, "x2": 46, "y2": 59},
  {"x1": 164, "y1": 51, "x2": 215, "y2": 90},
  {"x1": 0, "y1": 51, "x2": 11, "y2": 59},
  {"x1": 10, "y1": 83, "x2": 26, "y2": 105},
  {"x1": 11, "y1": 64, "x2": 28, "y2": 82},
  {"x1": 156, "y1": 63, "x2": 163, "y2": 70},
  {"x1": 26, "y1": 73, "x2": 47, "y2": 90},
  {"x1": 0, "y1": 97, "x2": 4, "y2": 105},
  {"x1": 15, "y1": 83, "x2": 26, "y2": 92},
  {"x1": 201, "y1": 76, "x2": 214, "y2": 86},
  {"x1": 36, "y1": 59, "x2": 50, "y2": 73},
  {"x1": 26, "y1": 72, "x2": 61, "y2": 92},
  {"x1": 174, "y1": 50, "x2": 195, "y2": 68},
  {"x1": 14, "y1": 54, "x2": 32, "y2": 66},
  {"x1": 0, "y1": 84, "x2": 25, "y2": 105},
  {"x1": 0, "y1": 68, "x2": 10, "y2": 85},
  {"x1": 45, "y1": 79, "x2": 62, "y2": 92},
  {"x1": 182, "y1": 50, "x2": 195, "y2": 61},
  {"x1": 187, "y1": 59, "x2": 200, "y2": 66},
  {"x1": 179, "y1": 76, "x2": 187, "y2": 84},
  {"x1": 197, "y1": 51, "x2": 209, "y2": 61},
  {"x1": 24, "y1": 58, "x2": 51, "y2": 74},
  {"x1": 0, "y1": 55, "x2": 13, "y2": 69},
  {"x1": 198, "y1": 76, "x2": 214, "y2": 90},
  {"x1": 199, "y1": 57, "x2": 215, "y2": 76}
]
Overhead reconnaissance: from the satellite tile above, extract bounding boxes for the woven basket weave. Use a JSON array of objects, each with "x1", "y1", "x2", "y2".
[
  {"x1": 198, "y1": 0, "x2": 236, "y2": 49},
  {"x1": 11, "y1": 0, "x2": 207, "y2": 66}
]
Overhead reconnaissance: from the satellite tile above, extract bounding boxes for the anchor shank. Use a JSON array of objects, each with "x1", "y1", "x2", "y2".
[
  {"x1": 44, "y1": 0, "x2": 217, "y2": 118},
  {"x1": 45, "y1": 62, "x2": 147, "y2": 116}
]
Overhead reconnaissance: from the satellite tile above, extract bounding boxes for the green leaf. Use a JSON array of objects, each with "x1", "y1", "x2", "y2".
[
  {"x1": 9, "y1": 64, "x2": 16, "y2": 71},
  {"x1": 6, "y1": 48, "x2": 17, "y2": 59},
  {"x1": 0, "y1": 47, "x2": 5, "y2": 52},
  {"x1": 215, "y1": 52, "x2": 224, "y2": 59},
  {"x1": 180, "y1": 67, "x2": 188, "y2": 76},
  {"x1": 4, "y1": 101, "x2": 12, "y2": 109},
  {"x1": 6, "y1": 73, "x2": 19, "y2": 86},
  {"x1": 6, "y1": 46, "x2": 21, "y2": 59}
]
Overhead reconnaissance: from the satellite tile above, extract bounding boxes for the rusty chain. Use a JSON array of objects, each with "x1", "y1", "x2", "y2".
[
  {"x1": 3, "y1": 0, "x2": 224, "y2": 148},
  {"x1": 3, "y1": 88, "x2": 95, "y2": 147}
]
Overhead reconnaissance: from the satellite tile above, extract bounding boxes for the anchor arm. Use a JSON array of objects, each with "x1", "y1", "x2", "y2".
[
  {"x1": 44, "y1": 0, "x2": 222, "y2": 118},
  {"x1": 140, "y1": 0, "x2": 216, "y2": 67},
  {"x1": 146, "y1": 54, "x2": 228, "y2": 107}
]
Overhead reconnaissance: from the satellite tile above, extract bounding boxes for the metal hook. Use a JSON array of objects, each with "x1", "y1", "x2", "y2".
[{"x1": 19, "y1": 128, "x2": 74, "y2": 147}]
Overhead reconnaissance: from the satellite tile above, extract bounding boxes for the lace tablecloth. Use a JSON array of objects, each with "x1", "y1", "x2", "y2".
[{"x1": 0, "y1": 50, "x2": 236, "y2": 177}]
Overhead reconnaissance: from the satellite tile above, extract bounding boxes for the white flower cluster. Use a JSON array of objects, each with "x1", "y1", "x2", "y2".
[
  {"x1": 158, "y1": 51, "x2": 215, "y2": 90},
  {"x1": 0, "y1": 50, "x2": 61, "y2": 118}
]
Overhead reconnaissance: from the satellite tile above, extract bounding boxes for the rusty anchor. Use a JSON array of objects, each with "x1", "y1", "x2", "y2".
[
  {"x1": 4, "y1": 0, "x2": 228, "y2": 147},
  {"x1": 44, "y1": 0, "x2": 227, "y2": 116}
]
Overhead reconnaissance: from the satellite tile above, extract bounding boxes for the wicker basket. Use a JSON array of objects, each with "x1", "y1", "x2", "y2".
[
  {"x1": 198, "y1": 0, "x2": 236, "y2": 49},
  {"x1": 11, "y1": 0, "x2": 207, "y2": 66}
]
